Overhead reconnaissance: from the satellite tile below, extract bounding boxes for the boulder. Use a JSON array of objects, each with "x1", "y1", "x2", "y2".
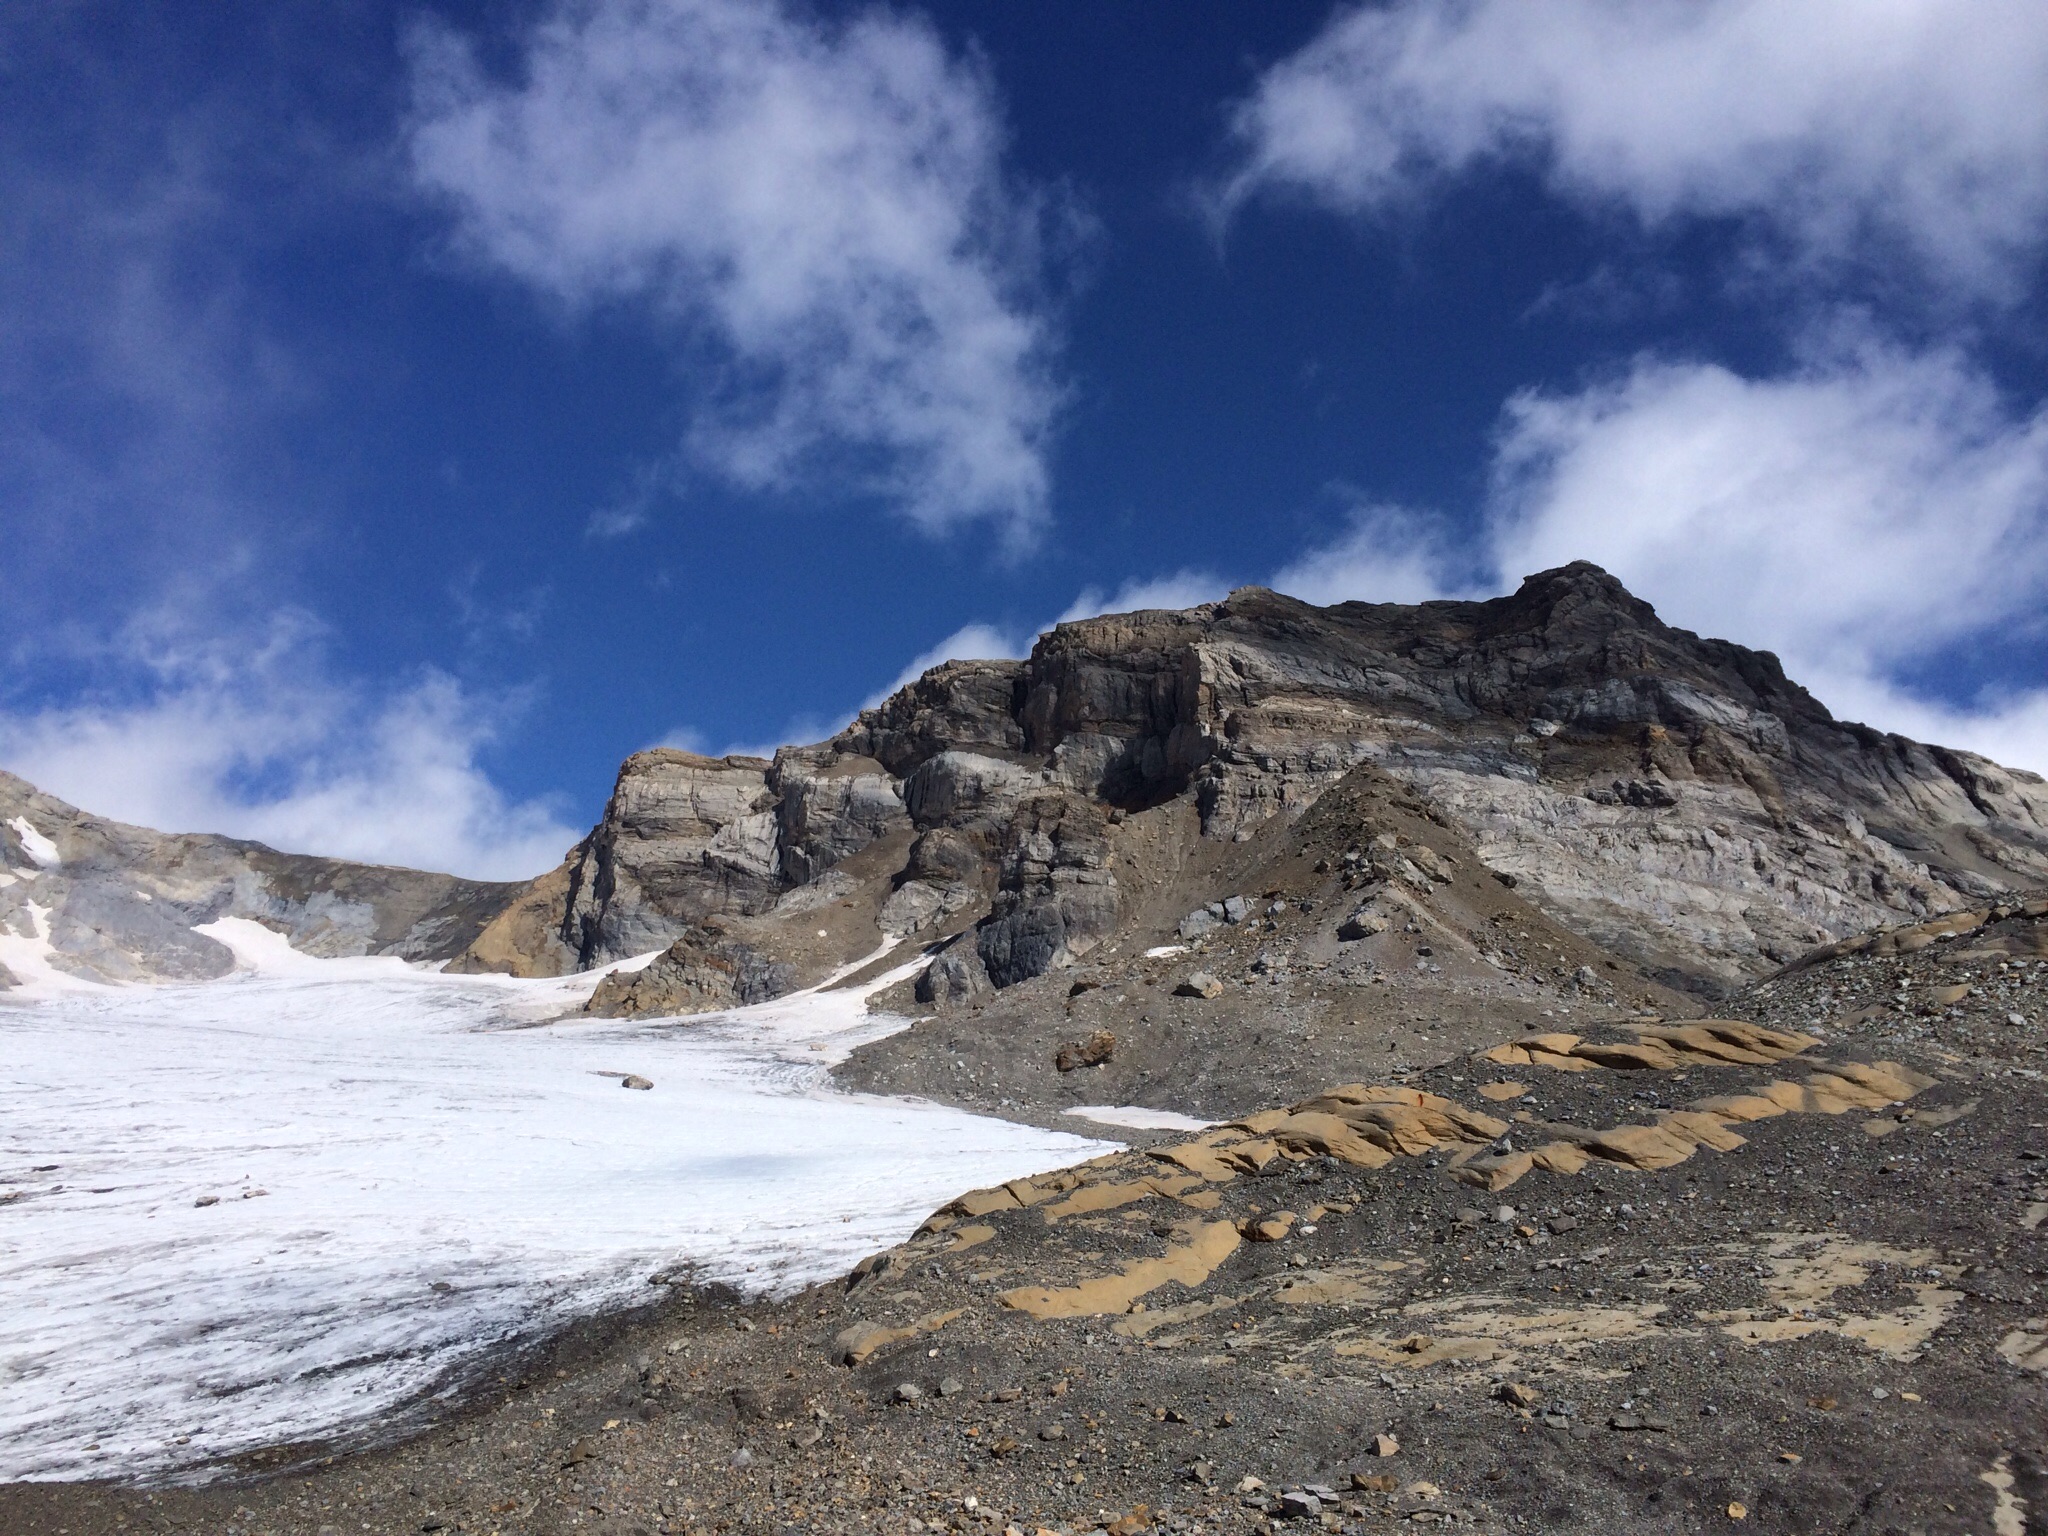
[
  {"x1": 1338, "y1": 908, "x2": 1389, "y2": 941},
  {"x1": 1055, "y1": 1030, "x2": 1116, "y2": 1072},
  {"x1": 1176, "y1": 972, "x2": 1225, "y2": 1000}
]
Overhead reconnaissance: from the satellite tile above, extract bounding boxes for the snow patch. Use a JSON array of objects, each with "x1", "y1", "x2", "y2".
[
  {"x1": 0, "y1": 946, "x2": 1111, "y2": 1480},
  {"x1": 1142, "y1": 943, "x2": 1188, "y2": 959},
  {"x1": 1063, "y1": 1104, "x2": 1217, "y2": 1132},
  {"x1": 6, "y1": 816, "x2": 61, "y2": 867}
]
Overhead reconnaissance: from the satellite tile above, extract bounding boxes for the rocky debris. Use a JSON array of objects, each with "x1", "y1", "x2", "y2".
[
  {"x1": 620, "y1": 1075, "x2": 653, "y2": 1091},
  {"x1": 1174, "y1": 972, "x2": 1224, "y2": 1000},
  {"x1": 583, "y1": 925, "x2": 799, "y2": 1018},
  {"x1": 1054, "y1": 1030, "x2": 1116, "y2": 1072},
  {"x1": 1176, "y1": 897, "x2": 1253, "y2": 943}
]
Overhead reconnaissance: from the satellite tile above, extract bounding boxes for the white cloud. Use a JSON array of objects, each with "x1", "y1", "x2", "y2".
[
  {"x1": 408, "y1": 0, "x2": 1066, "y2": 542},
  {"x1": 1225, "y1": 0, "x2": 2048, "y2": 298},
  {"x1": 1056, "y1": 569, "x2": 1228, "y2": 625},
  {"x1": 1269, "y1": 339, "x2": 2048, "y2": 774},
  {"x1": 0, "y1": 624, "x2": 579, "y2": 881}
]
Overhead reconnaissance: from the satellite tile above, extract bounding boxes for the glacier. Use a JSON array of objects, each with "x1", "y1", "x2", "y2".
[{"x1": 0, "y1": 921, "x2": 1110, "y2": 1481}]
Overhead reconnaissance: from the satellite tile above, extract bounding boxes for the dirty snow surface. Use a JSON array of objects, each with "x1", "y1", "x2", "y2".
[{"x1": 0, "y1": 923, "x2": 1109, "y2": 1482}]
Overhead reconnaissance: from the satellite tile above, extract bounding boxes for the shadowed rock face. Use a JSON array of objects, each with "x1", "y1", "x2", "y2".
[
  {"x1": 16, "y1": 564, "x2": 2047, "y2": 998},
  {"x1": 0, "y1": 772, "x2": 520, "y2": 985}
]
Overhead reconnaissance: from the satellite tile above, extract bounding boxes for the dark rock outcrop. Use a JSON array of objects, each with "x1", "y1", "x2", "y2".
[{"x1": 582, "y1": 925, "x2": 799, "y2": 1018}]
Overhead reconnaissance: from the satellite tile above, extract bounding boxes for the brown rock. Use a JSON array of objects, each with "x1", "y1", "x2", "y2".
[{"x1": 1055, "y1": 1030, "x2": 1116, "y2": 1071}]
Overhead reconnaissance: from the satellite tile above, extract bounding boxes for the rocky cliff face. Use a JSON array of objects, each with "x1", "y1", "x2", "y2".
[
  {"x1": 0, "y1": 772, "x2": 519, "y2": 987},
  {"x1": 18, "y1": 563, "x2": 2039, "y2": 1004},
  {"x1": 526, "y1": 563, "x2": 2048, "y2": 1007}
]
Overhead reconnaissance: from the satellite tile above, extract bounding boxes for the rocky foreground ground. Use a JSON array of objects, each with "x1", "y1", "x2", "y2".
[{"x1": 9, "y1": 902, "x2": 2048, "y2": 1536}]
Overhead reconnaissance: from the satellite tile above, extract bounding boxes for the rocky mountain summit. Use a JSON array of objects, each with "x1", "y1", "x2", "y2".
[{"x1": 459, "y1": 563, "x2": 2048, "y2": 1010}]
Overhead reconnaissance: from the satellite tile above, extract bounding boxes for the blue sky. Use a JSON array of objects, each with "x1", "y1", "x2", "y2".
[{"x1": 5, "y1": 0, "x2": 2048, "y2": 878}]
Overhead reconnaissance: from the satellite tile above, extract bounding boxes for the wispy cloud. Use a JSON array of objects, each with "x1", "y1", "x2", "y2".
[
  {"x1": 408, "y1": 0, "x2": 1072, "y2": 545},
  {"x1": 1223, "y1": 0, "x2": 2048, "y2": 302}
]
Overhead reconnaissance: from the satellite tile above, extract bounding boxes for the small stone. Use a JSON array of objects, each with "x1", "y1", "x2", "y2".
[
  {"x1": 2011, "y1": 1012, "x2": 2028, "y2": 1027},
  {"x1": 989, "y1": 1386, "x2": 1023, "y2": 1403},
  {"x1": 1237, "y1": 1476, "x2": 1266, "y2": 1493},
  {"x1": 1277, "y1": 1489, "x2": 1323, "y2": 1518},
  {"x1": 894, "y1": 1382, "x2": 923, "y2": 1404},
  {"x1": 1727, "y1": 1502, "x2": 1748, "y2": 1521},
  {"x1": 1371, "y1": 1432, "x2": 1400, "y2": 1457},
  {"x1": 1351, "y1": 1472, "x2": 1397, "y2": 1493},
  {"x1": 620, "y1": 1074, "x2": 653, "y2": 1090},
  {"x1": 1493, "y1": 1205, "x2": 1516, "y2": 1224},
  {"x1": 194, "y1": 1195, "x2": 219, "y2": 1208},
  {"x1": 790, "y1": 1424, "x2": 823, "y2": 1448},
  {"x1": 1778, "y1": 1452, "x2": 1801, "y2": 1464},
  {"x1": 1038, "y1": 1423, "x2": 1067, "y2": 1441},
  {"x1": 1186, "y1": 1460, "x2": 1216, "y2": 1485},
  {"x1": 938, "y1": 1376, "x2": 964, "y2": 1398},
  {"x1": 1871, "y1": 1387, "x2": 1889, "y2": 1400},
  {"x1": 1607, "y1": 1412, "x2": 1669, "y2": 1432},
  {"x1": 1455, "y1": 1206, "x2": 1485, "y2": 1227},
  {"x1": 1496, "y1": 1382, "x2": 1538, "y2": 1407},
  {"x1": 1222, "y1": 896, "x2": 1251, "y2": 924},
  {"x1": 1548, "y1": 1214, "x2": 1580, "y2": 1234},
  {"x1": 1176, "y1": 972, "x2": 1225, "y2": 1000},
  {"x1": 729, "y1": 1447, "x2": 754, "y2": 1469}
]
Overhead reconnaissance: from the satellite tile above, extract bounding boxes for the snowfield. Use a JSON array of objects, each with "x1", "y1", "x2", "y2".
[{"x1": 0, "y1": 922, "x2": 1111, "y2": 1482}]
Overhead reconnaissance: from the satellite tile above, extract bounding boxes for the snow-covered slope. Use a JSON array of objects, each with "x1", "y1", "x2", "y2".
[{"x1": 0, "y1": 926, "x2": 1110, "y2": 1481}]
